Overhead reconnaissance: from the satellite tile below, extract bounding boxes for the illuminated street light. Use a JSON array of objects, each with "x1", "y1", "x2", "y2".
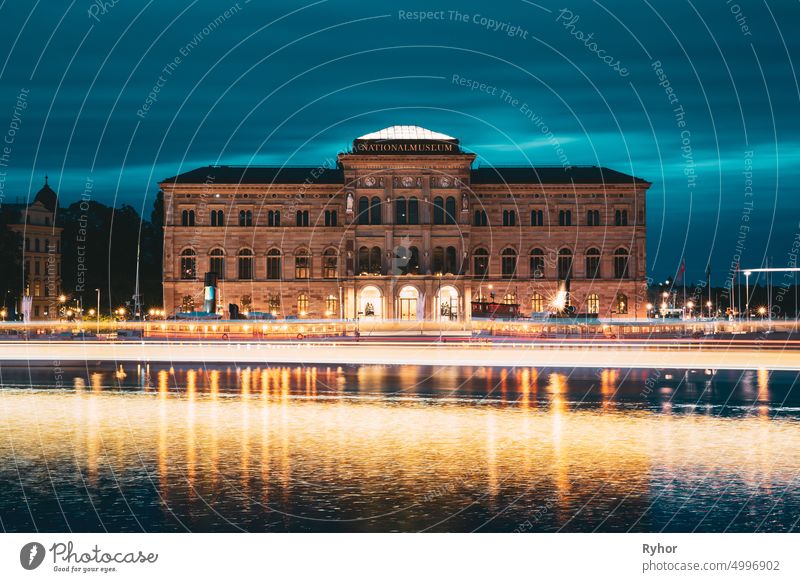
[
  {"x1": 58, "y1": 294, "x2": 67, "y2": 303},
  {"x1": 88, "y1": 309, "x2": 96, "y2": 316},
  {"x1": 758, "y1": 306, "x2": 767, "y2": 317}
]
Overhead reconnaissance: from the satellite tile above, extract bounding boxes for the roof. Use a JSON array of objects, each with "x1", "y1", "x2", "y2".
[
  {"x1": 161, "y1": 166, "x2": 344, "y2": 185},
  {"x1": 470, "y1": 166, "x2": 648, "y2": 185},
  {"x1": 33, "y1": 176, "x2": 58, "y2": 211},
  {"x1": 357, "y1": 125, "x2": 455, "y2": 141}
]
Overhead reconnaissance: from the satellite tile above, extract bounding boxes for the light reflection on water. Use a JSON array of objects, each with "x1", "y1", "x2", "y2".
[{"x1": 0, "y1": 364, "x2": 798, "y2": 532}]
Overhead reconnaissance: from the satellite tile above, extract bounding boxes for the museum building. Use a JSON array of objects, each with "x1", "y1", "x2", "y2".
[{"x1": 160, "y1": 126, "x2": 650, "y2": 320}]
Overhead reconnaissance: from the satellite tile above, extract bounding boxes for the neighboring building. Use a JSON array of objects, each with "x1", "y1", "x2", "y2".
[
  {"x1": 160, "y1": 126, "x2": 650, "y2": 320},
  {"x1": 8, "y1": 177, "x2": 63, "y2": 319}
]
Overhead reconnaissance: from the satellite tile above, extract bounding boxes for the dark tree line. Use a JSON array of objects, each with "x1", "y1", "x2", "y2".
[
  {"x1": 0, "y1": 205, "x2": 23, "y2": 315},
  {"x1": 59, "y1": 191, "x2": 163, "y2": 313}
]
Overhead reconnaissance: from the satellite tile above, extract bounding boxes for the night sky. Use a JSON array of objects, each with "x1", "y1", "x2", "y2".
[{"x1": 0, "y1": 0, "x2": 798, "y2": 283}]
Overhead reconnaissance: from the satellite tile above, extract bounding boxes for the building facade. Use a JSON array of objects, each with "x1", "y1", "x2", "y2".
[
  {"x1": 161, "y1": 126, "x2": 650, "y2": 320},
  {"x1": 8, "y1": 177, "x2": 63, "y2": 319}
]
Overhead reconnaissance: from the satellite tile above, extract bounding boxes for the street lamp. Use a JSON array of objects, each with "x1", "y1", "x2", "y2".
[
  {"x1": 744, "y1": 270, "x2": 752, "y2": 321},
  {"x1": 94, "y1": 289, "x2": 100, "y2": 334},
  {"x1": 706, "y1": 300, "x2": 712, "y2": 318},
  {"x1": 758, "y1": 306, "x2": 766, "y2": 318}
]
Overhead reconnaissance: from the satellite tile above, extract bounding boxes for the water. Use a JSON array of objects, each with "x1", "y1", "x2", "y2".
[{"x1": 0, "y1": 363, "x2": 798, "y2": 532}]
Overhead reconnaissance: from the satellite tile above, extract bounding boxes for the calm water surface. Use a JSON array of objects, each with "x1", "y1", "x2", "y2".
[{"x1": 0, "y1": 363, "x2": 798, "y2": 532}]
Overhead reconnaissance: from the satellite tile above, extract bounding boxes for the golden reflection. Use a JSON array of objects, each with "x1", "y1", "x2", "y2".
[
  {"x1": 186, "y1": 369, "x2": 197, "y2": 492},
  {"x1": 600, "y1": 369, "x2": 618, "y2": 408},
  {"x1": 519, "y1": 368, "x2": 531, "y2": 410},
  {"x1": 157, "y1": 369, "x2": 168, "y2": 398},
  {"x1": 757, "y1": 368, "x2": 771, "y2": 403},
  {"x1": 209, "y1": 369, "x2": 220, "y2": 400},
  {"x1": 2, "y1": 380, "x2": 799, "y2": 527}
]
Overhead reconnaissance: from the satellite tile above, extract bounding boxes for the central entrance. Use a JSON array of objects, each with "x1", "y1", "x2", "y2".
[
  {"x1": 358, "y1": 285, "x2": 383, "y2": 319},
  {"x1": 397, "y1": 285, "x2": 420, "y2": 320}
]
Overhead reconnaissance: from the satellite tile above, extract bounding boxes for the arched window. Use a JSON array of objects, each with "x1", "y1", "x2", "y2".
[
  {"x1": 473, "y1": 248, "x2": 489, "y2": 276},
  {"x1": 395, "y1": 197, "x2": 407, "y2": 225},
  {"x1": 266, "y1": 249, "x2": 281, "y2": 280},
  {"x1": 44, "y1": 240, "x2": 50, "y2": 252},
  {"x1": 180, "y1": 295, "x2": 195, "y2": 313},
  {"x1": 531, "y1": 292, "x2": 544, "y2": 313},
  {"x1": 211, "y1": 209, "x2": 224, "y2": 226},
  {"x1": 297, "y1": 294, "x2": 309, "y2": 316},
  {"x1": 25, "y1": 238, "x2": 30, "y2": 252},
  {"x1": 557, "y1": 248, "x2": 573, "y2": 280},
  {"x1": 445, "y1": 196, "x2": 456, "y2": 225},
  {"x1": 238, "y1": 210, "x2": 252, "y2": 226},
  {"x1": 503, "y1": 293, "x2": 516, "y2": 305},
  {"x1": 209, "y1": 248, "x2": 225, "y2": 280},
  {"x1": 180, "y1": 249, "x2": 196, "y2": 280},
  {"x1": 445, "y1": 246, "x2": 458, "y2": 275},
  {"x1": 615, "y1": 293, "x2": 628, "y2": 314},
  {"x1": 530, "y1": 248, "x2": 545, "y2": 278},
  {"x1": 614, "y1": 248, "x2": 629, "y2": 278},
  {"x1": 238, "y1": 249, "x2": 254, "y2": 280},
  {"x1": 474, "y1": 209, "x2": 488, "y2": 226},
  {"x1": 432, "y1": 246, "x2": 444, "y2": 274},
  {"x1": 408, "y1": 197, "x2": 419, "y2": 224},
  {"x1": 586, "y1": 248, "x2": 601, "y2": 279},
  {"x1": 295, "y1": 249, "x2": 310, "y2": 279},
  {"x1": 433, "y1": 196, "x2": 445, "y2": 224},
  {"x1": 531, "y1": 209, "x2": 544, "y2": 226},
  {"x1": 502, "y1": 209, "x2": 517, "y2": 226},
  {"x1": 615, "y1": 209, "x2": 628, "y2": 226},
  {"x1": 370, "y1": 197, "x2": 382, "y2": 225},
  {"x1": 325, "y1": 295, "x2": 338, "y2": 317},
  {"x1": 587, "y1": 209, "x2": 600, "y2": 226},
  {"x1": 268, "y1": 210, "x2": 281, "y2": 227},
  {"x1": 34, "y1": 238, "x2": 40, "y2": 252},
  {"x1": 324, "y1": 209, "x2": 337, "y2": 226},
  {"x1": 358, "y1": 246, "x2": 382, "y2": 275},
  {"x1": 587, "y1": 293, "x2": 600, "y2": 314},
  {"x1": 267, "y1": 294, "x2": 281, "y2": 314},
  {"x1": 181, "y1": 210, "x2": 195, "y2": 226},
  {"x1": 296, "y1": 210, "x2": 309, "y2": 227},
  {"x1": 501, "y1": 248, "x2": 517, "y2": 278},
  {"x1": 370, "y1": 246, "x2": 381, "y2": 274},
  {"x1": 395, "y1": 246, "x2": 419, "y2": 275},
  {"x1": 558, "y1": 209, "x2": 572, "y2": 226},
  {"x1": 323, "y1": 248, "x2": 338, "y2": 279},
  {"x1": 358, "y1": 196, "x2": 370, "y2": 225},
  {"x1": 241, "y1": 295, "x2": 252, "y2": 313}
]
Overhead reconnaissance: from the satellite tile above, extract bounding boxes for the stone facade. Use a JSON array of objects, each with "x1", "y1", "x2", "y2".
[
  {"x1": 161, "y1": 126, "x2": 650, "y2": 320},
  {"x1": 9, "y1": 177, "x2": 63, "y2": 319}
]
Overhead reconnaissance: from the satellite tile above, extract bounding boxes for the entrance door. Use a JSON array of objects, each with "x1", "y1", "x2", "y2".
[{"x1": 398, "y1": 286, "x2": 419, "y2": 321}]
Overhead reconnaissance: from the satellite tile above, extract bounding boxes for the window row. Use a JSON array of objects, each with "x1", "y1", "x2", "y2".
[
  {"x1": 180, "y1": 208, "x2": 339, "y2": 227},
  {"x1": 180, "y1": 248, "x2": 339, "y2": 281},
  {"x1": 473, "y1": 247, "x2": 631, "y2": 279},
  {"x1": 180, "y1": 293, "x2": 339, "y2": 317},
  {"x1": 358, "y1": 196, "x2": 458, "y2": 225},
  {"x1": 24, "y1": 238, "x2": 59, "y2": 253},
  {"x1": 474, "y1": 208, "x2": 630, "y2": 227}
]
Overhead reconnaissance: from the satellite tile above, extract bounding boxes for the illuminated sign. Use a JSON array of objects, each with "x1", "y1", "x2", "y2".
[{"x1": 353, "y1": 140, "x2": 460, "y2": 154}]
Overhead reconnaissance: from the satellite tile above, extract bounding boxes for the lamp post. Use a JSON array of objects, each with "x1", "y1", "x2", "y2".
[
  {"x1": 744, "y1": 270, "x2": 751, "y2": 321},
  {"x1": 95, "y1": 288, "x2": 100, "y2": 334}
]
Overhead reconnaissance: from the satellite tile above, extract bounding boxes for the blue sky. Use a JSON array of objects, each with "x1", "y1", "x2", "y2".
[{"x1": 0, "y1": 0, "x2": 798, "y2": 282}]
